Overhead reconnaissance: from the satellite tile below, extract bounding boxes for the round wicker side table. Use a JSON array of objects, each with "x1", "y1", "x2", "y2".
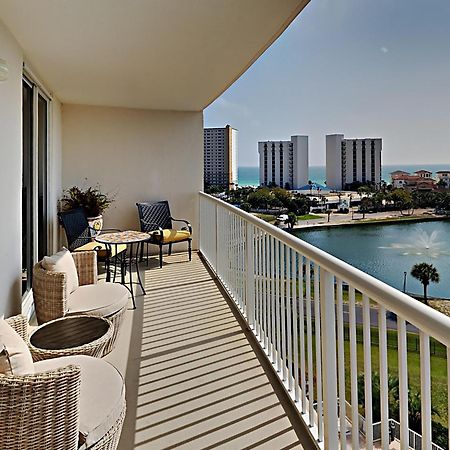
[{"x1": 29, "y1": 315, "x2": 113, "y2": 361}]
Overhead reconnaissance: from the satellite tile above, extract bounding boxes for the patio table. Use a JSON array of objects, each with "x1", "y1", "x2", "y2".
[
  {"x1": 95, "y1": 230, "x2": 149, "y2": 308},
  {"x1": 29, "y1": 315, "x2": 113, "y2": 360}
]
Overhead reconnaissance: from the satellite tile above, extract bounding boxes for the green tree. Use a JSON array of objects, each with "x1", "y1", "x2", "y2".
[
  {"x1": 240, "y1": 202, "x2": 251, "y2": 212},
  {"x1": 389, "y1": 189, "x2": 413, "y2": 215},
  {"x1": 410, "y1": 262, "x2": 440, "y2": 305},
  {"x1": 247, "y1": 187, "x2": 272, "y2": 209},
  {"x1": 357, "y1": 371, "x2": 399, "y2": 422},
  {"x1": 359, "y1": 197, "x2": 372, "y2": 219},
  {"x1": 285, "y1": 212, "x2": 297, "y2": 229}
]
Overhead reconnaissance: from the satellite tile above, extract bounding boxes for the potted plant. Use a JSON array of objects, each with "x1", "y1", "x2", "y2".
[{"x1": 60, "y1": 185, "x2": 114, "y2": 233}]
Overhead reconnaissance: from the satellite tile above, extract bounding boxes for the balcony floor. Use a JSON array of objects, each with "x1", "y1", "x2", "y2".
[{"x1": 106, "y1": 252, "x2": 310, "y2": 450}]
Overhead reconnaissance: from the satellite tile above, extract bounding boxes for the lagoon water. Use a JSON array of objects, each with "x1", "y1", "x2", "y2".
[{"x1": 293, "y1": 220, "x2": 450, "y2": 299}]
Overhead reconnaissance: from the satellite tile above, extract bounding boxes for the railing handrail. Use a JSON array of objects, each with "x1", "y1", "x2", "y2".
[{"x1": 200, "y1": 192, "x2": 450, "y2": 347}]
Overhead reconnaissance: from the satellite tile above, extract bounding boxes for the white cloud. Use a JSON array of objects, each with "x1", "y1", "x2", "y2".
[{"x1": 380, "y1": 46, "x2": 389, "y2": 54}]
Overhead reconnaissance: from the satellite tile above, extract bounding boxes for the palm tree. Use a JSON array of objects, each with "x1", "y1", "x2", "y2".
[{"x1": 410, "y1": 262, "x2": 440, "y2": 305}]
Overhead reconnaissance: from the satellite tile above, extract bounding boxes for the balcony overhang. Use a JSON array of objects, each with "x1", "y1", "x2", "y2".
[{"x1": 0, "y1": 0, "x2": 309, "y2": 111}]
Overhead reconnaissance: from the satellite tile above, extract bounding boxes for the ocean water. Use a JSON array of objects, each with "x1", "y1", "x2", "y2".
[{"x1": 238, "y1": 164, "x2": 450, "y2": 188}]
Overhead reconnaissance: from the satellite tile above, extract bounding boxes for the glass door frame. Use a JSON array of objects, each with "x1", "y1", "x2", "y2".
[{"x1": 22, "y1": 74, "x2": 52, "y2": 299}]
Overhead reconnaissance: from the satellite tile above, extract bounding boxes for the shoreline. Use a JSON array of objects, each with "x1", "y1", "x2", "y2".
[{"x1": 291, "y1": 211, "x2": 449, "y2": 231}]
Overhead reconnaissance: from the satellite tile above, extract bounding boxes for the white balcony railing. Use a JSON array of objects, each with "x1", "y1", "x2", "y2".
[{"x1": 199, "y1": 192, "x2": 450, "y2": 450}]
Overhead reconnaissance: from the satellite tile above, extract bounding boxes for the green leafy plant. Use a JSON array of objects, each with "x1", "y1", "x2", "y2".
[{"x1": 61, "y1": 185, "x2": 114, "y2": 217}]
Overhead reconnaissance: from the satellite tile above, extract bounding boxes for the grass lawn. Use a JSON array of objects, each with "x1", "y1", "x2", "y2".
[
  {"x1": 255, "y1": 213, "x2": 276, "y2": 223},
  {"x1": 303, "y1": 323, "x2": 448, "y2": 428},
  {"x1": 297, "y1": 214, "x2": 322, "y2": 220},
  {"x1": 341, "y1": 326, "x2": 448, "y2": 427}
]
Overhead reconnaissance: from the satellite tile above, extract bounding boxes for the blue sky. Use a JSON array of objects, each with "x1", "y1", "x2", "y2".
[{"x1": 204, "y1": 0, "x2": 450, "y2": 167}]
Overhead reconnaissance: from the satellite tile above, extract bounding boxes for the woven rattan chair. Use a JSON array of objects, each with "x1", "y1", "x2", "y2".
[
  {"x1": 136, "y1": 200, "x2": 192, "y2": 268},
  {"x1": 33, "y1": 251, "x2": 128, "y2": 355},
  {"x1": 0, "y1": 315, "x2": 125, "y2": 450}
]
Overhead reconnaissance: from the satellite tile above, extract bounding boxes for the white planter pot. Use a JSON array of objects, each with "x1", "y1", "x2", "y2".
[{"x1": 87, "y1": 215, "x2": 103, "y2": 236}]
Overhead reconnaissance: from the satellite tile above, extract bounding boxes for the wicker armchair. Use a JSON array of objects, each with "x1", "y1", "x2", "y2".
[
  {"x1": 0, "y1": 315, "x2": 125, "y2": 450},
  {"x1": 33, "y1": 251, "x2": 128, "y2": 355}
]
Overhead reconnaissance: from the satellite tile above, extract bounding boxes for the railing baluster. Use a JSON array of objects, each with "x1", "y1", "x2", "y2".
[
  {"x1": 299, "y1": 255, "x2": 307, "y2": 412},
  {"x1": 398, "y1": 317, "x2": 409, "y2": 450},
  {"x1": 264, "y1": 232, "x2": 269, "y2": 351},
  {"x1": 292, "y1": 250, "x2": 300, "y2": 403},
  {"x1": 320, "y1": 267, "x2": 339, "y2": 447},
  {"x1": 305, "y1": 259, "x2": 314, "y2": 427},
  {"x1": 245, "y1": 222, "x2": 255, "y2": 328},
  {"x1": 286, "y1": 247, "x2": 293, "y2": 391},
  {"x1": 275, "y1": 241, "x2": 281, "y2": 373},
  {"x1": 258, "y1": 229, "x2": 263, "y2": 342},
  {"x1": 336, "y1": 279, "x2": 346, "y2": 449},
  {"x1": 349, "y1": 287, "x2": 360, "y2": 450},
  {"x1": 271, "y1": 236, "x2": 276, "y2": 365},
  {"x1": 363, "y1": 294, "x2": 373, "y2": 450},
  {"x1": 379, "y1": 305, "x2": 389, "y2": 450},
  {"x1": 420, "y1": 331, "x2": 432, "y2": 450},
  {"x1": 281, "y1": 244, "x2": 287, "y2": 381},
  {"x1": 314, "y1": 264, "x2": 323, "y2": 441}
]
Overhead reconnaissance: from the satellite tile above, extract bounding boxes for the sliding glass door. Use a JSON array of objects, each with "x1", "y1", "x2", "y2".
[{"x1": 22, "y1": 78, "x2": 50, "y2": 295}]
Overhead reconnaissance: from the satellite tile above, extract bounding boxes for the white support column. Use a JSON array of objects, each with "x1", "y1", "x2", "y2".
[{"x1": 320, "y1": 268, "x2": 339, "y2": 447}]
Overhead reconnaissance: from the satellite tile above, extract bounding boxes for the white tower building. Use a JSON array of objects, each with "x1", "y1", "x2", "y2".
[
  {"x1": 326, "y1": 134, "x2": 382, "y2": 190},
  {"x1": 258, "y1": 135, "x2": 308, "y2": 190}
]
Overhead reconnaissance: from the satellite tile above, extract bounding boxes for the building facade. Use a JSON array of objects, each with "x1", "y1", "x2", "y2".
[
  {"x1": 436, "y1": 170, "x2": 450, "y2": 187},
  {"x1": 326, "y1": 134, "x2": 382, "y2": 190},
  {"x1": 204, "y1": 125, "x2": 238, "y2": 190},
  {"x1": 258, "y1": 135, "x2": 308, "y2": 189}
]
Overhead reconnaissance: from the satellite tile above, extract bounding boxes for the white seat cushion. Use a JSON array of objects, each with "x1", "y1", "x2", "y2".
[
  {"x1": 42, "y1": 248, "x2": 79, "y2": 294},
  {"x1": 67, "y1": 282, "x2": 129, "y2": 317},
  {"x1": 34, "y1": 355, "x2": 125, "y2": 447},
  {"x1": 0, "y1": 320, "x2": 34, "y2": 376}
]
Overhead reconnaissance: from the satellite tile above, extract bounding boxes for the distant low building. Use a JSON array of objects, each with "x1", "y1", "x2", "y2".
[
  {"x1": 391, "y1": 170, "x2": 437, "y2": 191},
  {"x1": 436, "y1": 170, "x2": 450, "y2": 187},
  {"x1": 326, "y1": 134, "x2": 382, "y2": 190},
  {"x1": 389, "y1": 170, "x2": 409, "y2": 182},
  {"x1": 414, "y1": 169, "x2": 433, "y2": 179},
  {"x1": 258, "y1": 135, "x2": 308, "y2": 190}
]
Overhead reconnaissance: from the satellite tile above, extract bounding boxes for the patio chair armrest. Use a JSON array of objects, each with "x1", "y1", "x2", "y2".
[
  {"x1": 170, "y1": 217, "x2": 192, "y2": 234},
  {"x1": 5, "y1": 315, "x2": 28, "y2": 342},
  {"x1": 33, "y1": 263, "x2": 68, "y2": 324},
  {"x1": 72, "y1": 251, "x2": 98, "y2": 286},
  {"x1": 0, "y1": 365, "x2": 82, "y2": 450},
  {"x1": 140, "y1": 220, "x2": 164, "y2": 235}
]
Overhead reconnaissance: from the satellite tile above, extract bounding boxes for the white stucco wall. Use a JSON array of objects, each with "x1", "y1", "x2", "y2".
[
  {"x1": 61, "y1": 105, "x2": 203, "y2": 250},
  {"x1": 0, "y1": 20, "x2": 23, "y2": 316}
]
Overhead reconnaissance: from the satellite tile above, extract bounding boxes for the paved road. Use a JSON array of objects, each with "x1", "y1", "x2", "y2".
[{"x1": 303, "y1": 300, "x2": 418, "y2": 333}]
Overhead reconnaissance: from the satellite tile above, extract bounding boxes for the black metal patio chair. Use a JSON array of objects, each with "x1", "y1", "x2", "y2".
[
  {"x1": 136, "y1": 201, "x2": 192, "y2": 268},
  {"x1": 58, "y1": 208, "x2": 126, "y2": 281}
]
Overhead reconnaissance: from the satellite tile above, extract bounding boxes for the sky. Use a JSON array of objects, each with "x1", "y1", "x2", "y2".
[{"x1": 204, "y1": 0, "x2": 450, "y2": 167}]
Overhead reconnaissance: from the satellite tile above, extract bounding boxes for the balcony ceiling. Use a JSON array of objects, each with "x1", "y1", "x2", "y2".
[{"x1": 0, "y1": 0, "x2": 309, "y2": 111}]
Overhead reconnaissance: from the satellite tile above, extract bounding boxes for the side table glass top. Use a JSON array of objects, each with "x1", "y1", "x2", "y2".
[{"x1": 95, "y1": 230, "x2": 150, "y2": 245}]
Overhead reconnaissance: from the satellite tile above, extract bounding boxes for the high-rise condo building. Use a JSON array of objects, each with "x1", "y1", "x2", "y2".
[
  {"x1": 204, "y1": 125, "x2": 238, "y2": 190},
  {"x1": 326, "y1": 134, "x2": 382, "y2": 190},
  {"x1": 258, "y1": 135, "x2": 308, "y2": 190}
]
